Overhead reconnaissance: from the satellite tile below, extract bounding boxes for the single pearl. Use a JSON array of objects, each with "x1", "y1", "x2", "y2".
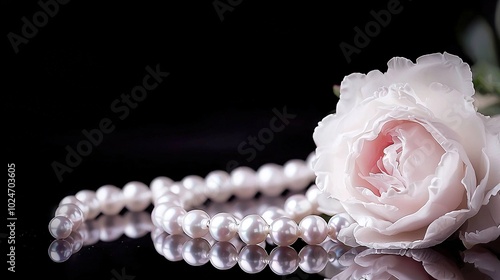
[
  {"x1": 96, "y1": 184, "x2": 125, "y2": 215},
  {"x1": 238, "y1": 245, "x2": 268, "y2": 274},
  {"x1": 75, "y1": 190, "x2": 101, "y2": 219},
  {"x1": 327, "y1": 213, "x2": 354, "y2": 241},
  {"x1": 182, "y1": 238, "x2": 211, "y2": 266},
  {"x1": 162, "y1": 234, "x2": 190, "y2": 261},
  {"x1": 283, "y1": 159, "x2": 313, "y2": 191},
  {"x1": 238, "y1": 214, "x2": 268, "y2": 245},
  {"x1": 209, "y1": 213, "x2": 238, "y2": 242},
  {"x1": 97, "y1": 214, "x2": 125, "y2": 242},
  {"x1": 161, "y1": 206, "x2": 186, "y2": 235},
  {"x1": 151, "y1": 202, "x2": 177, "y2": 228},
  {"x1": 60, "y1": 195, "x2": 90, "y2": 220},
  {"x1": 55, "y1": 203, "x2": 84, "y2": 230},
  {"x1": 257, "y1": 163, "x2": 287, "y2": 197},
  {"x1": 261, "y1": 206, "x2": 288, "y2": 225},
  {"x1": 48, "y1": 239, "x2": 73, "y2": 263},
  {"x1": 122, "y1": 181, "x2": 152, "y2": 212},
  {"x1": 48, "y1": 216, "x2": 73, "y2": 239},
  {"x1": 182, "y1": 175, "x2": 207, "y2": 206},
  {"x1": 269, "y1": 217, "x2": 299, "y2": 246},
  {"x1": 298, "y1": 245, "x2": 328, "y2": 273},
  {"x1": 230, "y1": 166, "x2": 259, "y2": 199},
  {"x1": 182, "y1": 209, "x2": 210, "y2": 238},
  {"x1": 209, "y1": 241, "x2": 239, "y2": 270},
  {"x1": 204, "y1": 170, "x2": 232, "y2": 203},
  {"x1": 299, "y1": 215, "x2": 328, "y2": 245},
  {"x1": 284, "y1": 194, "x2": 313, "y2": 222},
  {"x1": 150, "y1": 176, "x2": 174, "y2": 202},
  {"x1": 268, "y1": 246, "x2": 299, "y2": 275}
]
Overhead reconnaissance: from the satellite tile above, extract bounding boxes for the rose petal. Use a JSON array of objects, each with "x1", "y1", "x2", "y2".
[
  {"x1": 462, "y1": 245, "x2": 500, "y2": 280},
  {"x1": 460, "y1": 186, "x2": 500, "y2": 249},
  {"x1": 316, "y1": 191, "x2": 345, "y2": 215},
  {"x1": 384, "y1": 151, "x2": 465, "y2": 234},
  {"x1": 387, "y1": 52, "x2": 474, "y2": 98}
]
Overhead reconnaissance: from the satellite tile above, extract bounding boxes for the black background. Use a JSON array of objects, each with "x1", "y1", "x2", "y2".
[{"x1": 3, "y1": 0, "x2": 499, "y2": 279}]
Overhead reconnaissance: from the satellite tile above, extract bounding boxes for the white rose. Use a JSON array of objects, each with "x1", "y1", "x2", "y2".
[{"x1": 313, "y1": 52, "x2": 500, "y2": 249}]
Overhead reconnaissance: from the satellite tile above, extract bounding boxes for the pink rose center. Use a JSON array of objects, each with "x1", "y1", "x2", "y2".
[{"x1": 354, "y1": 120, "x2": 445, "y2": 197}]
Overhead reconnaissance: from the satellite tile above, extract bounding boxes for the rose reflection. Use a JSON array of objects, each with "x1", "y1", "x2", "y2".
[
  {"x1": 461, "y1": 243, "x2": 500, "y2": 280},
  {"x1": 48, "y1": 211, "x2": 499, "y2": 279},
  {"x1": 324, "y1": 244, "x2": 499, "y2": 280},
  {"x1": 329, "y1": 247, "x2": 460, "y2": 279}
]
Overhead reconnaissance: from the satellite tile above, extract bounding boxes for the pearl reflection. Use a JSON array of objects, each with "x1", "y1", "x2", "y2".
[
  {"x1": 48, "y1": 238, "x2": 73, "y2": 263},
  {"x1": 268, "y1": 246, "x2": 299, "y2": 275},
  {"x1": 48, "y1": 209, "x2": 495, "y2": 279},
  {"x1": 153, "y1": 229, "x2": 347, "y2": 276},
  {"x1": 47, "y1": 211, "x2": 154, "y2": 263},
  {"x1": 209, "y1": 241, "x2": 239, "y2": 270},
  {"x1": 49, "y1": 208, "x2": 351, "y2": 277}
]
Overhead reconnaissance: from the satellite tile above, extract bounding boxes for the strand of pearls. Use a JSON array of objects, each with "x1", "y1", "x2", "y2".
[
  {"x1": 48, "y1": 210, "x2": 353, "y2": 277},
  {"x1": 151, "y1": 228, "x2": 352, "y2": 276},
  {"x1": 48, "y1": 152, "x2": 354, "y2": 248}
]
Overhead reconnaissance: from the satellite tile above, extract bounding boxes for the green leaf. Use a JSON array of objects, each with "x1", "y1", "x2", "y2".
[
  {"x1": 333, "y1": 84, "x2": 341, "y2": 98},
  {"x1": 472, "y1": 62, "x2": 500, "y2": 96},
  {"x1": 478, "y1": 102, "x2": 500, "y2": 116},
  {"x1": 459, "y1": 16, "x2": 498, "y2": 65}
]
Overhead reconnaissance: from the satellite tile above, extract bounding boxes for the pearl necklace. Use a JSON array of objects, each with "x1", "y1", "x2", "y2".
[
  {"x1": 48, "y1": 152, "x2": 353, "y2": 251},
  {"x1": 48, "y1": 209, "x2": 354, "y2": 276}
]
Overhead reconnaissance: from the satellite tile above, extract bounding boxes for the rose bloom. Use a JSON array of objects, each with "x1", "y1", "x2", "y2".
[{"x1": 313, "y1": 52, "x2": 500, "y2": 249}]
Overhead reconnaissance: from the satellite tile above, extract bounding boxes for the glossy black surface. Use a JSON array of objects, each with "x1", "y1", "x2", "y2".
[{"x1": 5, "y1": 0, "x2": 498, "y2": 279}]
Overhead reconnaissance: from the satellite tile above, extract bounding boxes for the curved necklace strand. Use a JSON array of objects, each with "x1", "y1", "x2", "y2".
[{"x1": 48, "y1": 152, "x2": 353, "y2": 248}]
